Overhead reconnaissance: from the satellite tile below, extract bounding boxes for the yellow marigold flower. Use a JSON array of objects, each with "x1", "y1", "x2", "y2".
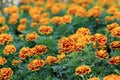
[
  {"x1": 51, "y1": 16, "x2": 62, "y2": 24},
  {"x1": 0, "y1": 16, "x2": 6, "y2": 24},
  {"x1": 32, "y1": 14, "x2": 41, "y2": 22},
  {"x1": 17, "y1": 24, "x2": 27, "y2": 32},
  {"x1": 40, "y1": 18, "x2": 49, "y2": 25},
  {"x1": 88, "y1": 77, "x2": 100, "y2": 80},
  {"x1": 75, "y1": 65, "x2": 91, "y2": 76},
  {"x1": 104, "y1": 74, "x2": 120, "y2": 80},
  {"x1": 76, "y1": 28, "x2": 91, "y2": 37},
  {"x1": 0, "y1": 68, "x2": 13, "y2": 80},
  {"x1": 38, "y1": 25, "x2": 53, "y2": 35},
  {"x1": 0, "y1": 33, "x2": 13, "y2": 44},
  {"x1": 61, "y1": 15, "x2": 72, "y2": 24},
  {"x1": 28, "y1": 58, "x2": 45, "y2": 71},
  {"x1": 95, "y1": 50, "x2": 109, "y2": 60},
  {"x1": 111, "y1": 27, "x2": 120, "y2": 38},
  {"x1": 12, "y1": 59, "x2": 21, "y2": 66},
  {"x1": 0, "y1": 56, "x2": 7, "y2": 65},
  {"x1": 57, "y1": 53, "x2": 66, "y2": 61},
  {"x1": 45, "y1": 56, "x2": 57, "y2": 65},
  {"x1": 9, "y1": 18, "x2": 17, "y2": 24},
  {"x1": 20, "y1": 18, "x2": 27, "y2": 24},
  {"x1": 3, "y1": 45, "x2": 16, "y2": 55},
  {"x1": 31, "y1": 22, "x2": 39, "y2": 28},
  {"x1": 109, "y1": 56, "x2": 120, "y2": 65},
  {"x1": 19, "y1": 47, "x2": 33, "y2": 60},
  {"x1": 110, "y1": 41, "x2": 120, "y2": 50},
  {"x1": 26, "y1": 32, "x2": 38, "y2": 41},
  {"x1": 106, "y1": 23, "x2": 118, "y2": 32},
  {"x1": 32, "y1": 45, "x2": 47, "y2": 55},
  {"x1": 105, "y1": 16, "x2": 115, "y2": 22}
]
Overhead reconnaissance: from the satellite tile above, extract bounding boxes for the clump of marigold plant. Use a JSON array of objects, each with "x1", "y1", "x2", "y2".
[
  {"x1": 26, "y1": 32, "x2": 38, "y2": 41},
  {"x1": 104, "y1": 74, "x2": 120, "y2": 80},
  {"x1": 88, "y1": 77, "x2": 100, "y2": 80},
  {"x1": 95, "y1": 50, "x2": 109, "y2": 60},
  {"x1": 110, "y1": 41, "x2": 120, "y2": 50},
  {"x1": 45, "y1": 56, "x2": 57, "y2": 65},
  {"x1": 75, "y1": 65, "x2": 91, "y2": 76},
  {"x1": 12, "y1": 59, "x2": 21, "y2": 66},
  {"x1": 0, "y1": 68, "x2": 13, "y2": 80},
  {"x1": 109, "y1": 56, "x2": 120, "y2": 65},
  {"x1": 28, "y1": 58, "x2": 45, "y2": 71},
  {"x1": 0, "y1": 33, "x2": 13, "y2": 44},
  {"x1": 18, "y1": 47, "x2": 33, "y2": 60},
  {"x1": 38, "y1": 25, "x2": 53, "y2": 35},
  {"x1": 32, "y1": 45, "x2": 47, "y2": 55},
  {"x1": 3, "y1": 45, "x2": 16, "y2": 55},
  {"x1": 0, "y1": 56, "x2": 7, "y2": 65}
]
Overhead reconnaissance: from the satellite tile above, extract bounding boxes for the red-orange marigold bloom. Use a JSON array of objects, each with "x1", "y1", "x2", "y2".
[
  {"x1": 95, "y1": 50, "x2": 109, "y2": 60},
  {"x1": 38, "y1": 25, "x2": 53, "y2": 35},
  {"x1": 0, "y1": 56, "x2": 7, "y2": 65},
  {"x1": 61, "y1": 15, "x2": 72, "y2": 24},
  {"x1": 111, "y1": 27, "x2": 120, "y2": 38},
  {"x1": 75, "y1": 65, "x2": 91, "y2": 76},
  {"x1": 106, "y1": 23, "x2": 118, "y2": 32},
  {"x1": 45, "y1": 56, "x2": 57, "y2": 65},
  {"x1": 104, "y1": 74, "x2": 120, "y2": 80},
  {"x1": 28, "y1": 58, "x2": 45, "y2": 71},
  {"x1": 3, "y1": 45, "x2": 16, "y2": 55},
  {"x1": 26, "y1": 32, "x2": 38, "y2": 41},
  {"x1": 110, "y1": 41, "x2": 120, "y2": 50},
  {"x1": 88, "y1": 77, "x2": 100, "y2": 80},
  {"x1": 12, "y1": 59, "x2": 21, "y2": 66},
  {"x1": 109, "y1": 56, "x2": 120, "y2": 65}
]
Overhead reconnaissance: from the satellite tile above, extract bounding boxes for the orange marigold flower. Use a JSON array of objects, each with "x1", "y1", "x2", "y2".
[
  {"x1": 26, "y1": 32, "x2": 38, "y2": 41},
  {"x1": 32, "y1": 45, "x2": 47, "y2": 55},
  {"x1": 95, "y1": 50, "x2": 109, "y2": 60},
  {"x1": 0, "y1": 33, "x2": 13, "y2": 44},
  {"x1": 1, "y1": 25, "x2": 9, "y2": 31},
  {"x1": 3, "y1": 45, "x2": 16, "y2": 55},
  {"x1": 9, "y1": 18, "x2": 18, "y2": 24},
  {"x1": 0, "y1": 56, "x2": 7, "y2": 65},
  {"x1": 88, "y1": 77, "x2": 100, "y2": 80},
  {"x1": 40, "y1": 18, "x2": 49, "y2": 25},
  {"x1": 45, "y1": 56, "x2": 57, "y2": 65},
  {"x1": 57, "y1": 53, "x2": 66, "y2": 61},
  {"x1": 76, "y1": 28, "x2": 91, "y2": 36},
  {"x1": 111, "y1": 27, "x2": 120, "y2": 38},
  {"x1": 28, "y1": 58, "x2": 45, "y2": 71},
  {"x1": 107, "y1": 6, "x2": 118, "y2": 14},
  {"x1": 61, "y1": 15, "x2": 72, "y2": 24},
  {"x1": 75, "y1": 7, "x2": 86, "y2": 17},
  {"x1": 10, "y1": 13, "x2": 19, "y2": 19},
  {"x1": 51, "y1": 16, "x2": 62, "y2": 24},
  {"x1": 109, "y1": 56, "x2": 120, "y2": 65},
  {"x1": 32, "y1": 14, "x2": 41, "y2": 22},
  {"x1": 106, "y1": 23, "x2": 118, "y2": 32},
  {"x1": 0, "y1": 16, "x2": 6, "y2": 24},
  {"x1": 20, "y1": 18, "x2": 27, "y2": 24},
  {"x1": 0, "y1": 68, "x2": 13, "y2": 80},
  {"x1": 19, "y1": 47, "x2": 33, "y2": 60},
  {"x1": 110, "y1": 41, "x2": 120, "y2": 50},
  {"x1": 104, "y1": 74, "x2": 120, "y2": 80},
  {"x1": 17, "y1": 24, "x2": 27, "y2": 32},
  {"x1": 75, "y1": 65, "x2": 91, "y2": 76},
  {"x1": 105, "y1": 16, "x2": 115, "y2": 22},
  {"x1": 31, "y1": 22, "x2": 39, "y2": 28},
  {"x1": 38, "y1": 25, "x2": 53, "y2": 35},
  {"x1": 51, "y1": 6, "x2": 61, "y2": 14},
  {"x1": 12, "y1": 59, "x2": 21, "y2": 66}
]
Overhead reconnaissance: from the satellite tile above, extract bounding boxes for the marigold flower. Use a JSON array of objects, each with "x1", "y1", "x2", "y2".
[
  {"x1": 95, "y1": 50, "x2": 109, "y2": 60},
  {"x1": 38, "y1": 25, "x2": 53, "y2": 35},
  {"x1": 109, "y1": 56, "x2": 120, "y2": 65},
  {"x1": 57, "y1": 53, "x2": 66, "y2": 61},
  {"x1": 9, "y1": 18, "x2": 18, "y2": 24},
  {"x1": 106, "y1": 23, "x2": 118, "y2": 32},
  {"x1": 1, "y1": 25, "x2": 9, "y2": 31},
  {"x1": 88, "y1": 77, "x2": 100, "y2": 80},
  {"x1": 0, "y1": 33, "x2": 13, "y2": 44},
  {"x1": 75, "y1": 7, "x2": 86, "y2": 17},
  {"x1": 31, "y1": 22, "x2": 39, "y2": 28},
  {"x1": 110, "y1": 41, "x2": 120, "y2": 50},
  {"x1": 51, "y1": 6, "x2": 61, "y2": 14},
  {"x1": 3, "y1": 45, "x2": 16, "y2": 55},
  {"x1": 0, "y1": 68, "x2": 13, "y2": 80},
  {"x1": 105, "y1": 16, "x2": 115, "y2": 22},
  {"x1": 12, "y1": 59, "x2": 21, "y2": 66},
  {"x1": 51, "y1": 16, "x2": 62, "y2": 24},
  {"x1": 32, "y1": 45, "x2": 47, "y2": 55},
  {"x1": 20, "y1": 18, "x2": 27, "y2": 24},
  {"x1": 17, "y1": 24, "x2": 27, "y2": 32},
  {"x1": 111, "y1": 27, "x2": 120, "y2": 38},
  {"x1": 28, "y1": 58, "x2": 45, "y2": 71},
  {"x1": 32, "y1": 14, "x2": 41, "y2": 22},
  {"x1": 26, "y1": 32, "x2": 38, "y2": 41},
  {"x1": 104, "y1": 74, "x2": 120, "y2": 80},
  {"x1": 61, "y1": 15, "x2": 72, "y2": 24},
  {"x1": 45, "y1": 56, "x2": 57, "y2": 65},
  {"x1": 10, "y1": 13, "x2": 19, "y2": 19},
  {"x1": 40, "y1": 18, "x2": 49, "y2": 25},
  {"x1": 76, "y1": 28, "x2": 91, "y2": 36},
  {"x1": 0, "y1": 56, "x2": 7, "y2": 65},
  {"x1": 19, "y1": 47, "x2": 33, "y2": 60},
  {"x1": 75, "y1": 65, "x2": 91, "y2": 76},
  {"x1": 107, "y1": 6, "x2": 118, "y2": 14},
  {"x1": 0, "y1": 16, "x2": 6, "y2": 24}
]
